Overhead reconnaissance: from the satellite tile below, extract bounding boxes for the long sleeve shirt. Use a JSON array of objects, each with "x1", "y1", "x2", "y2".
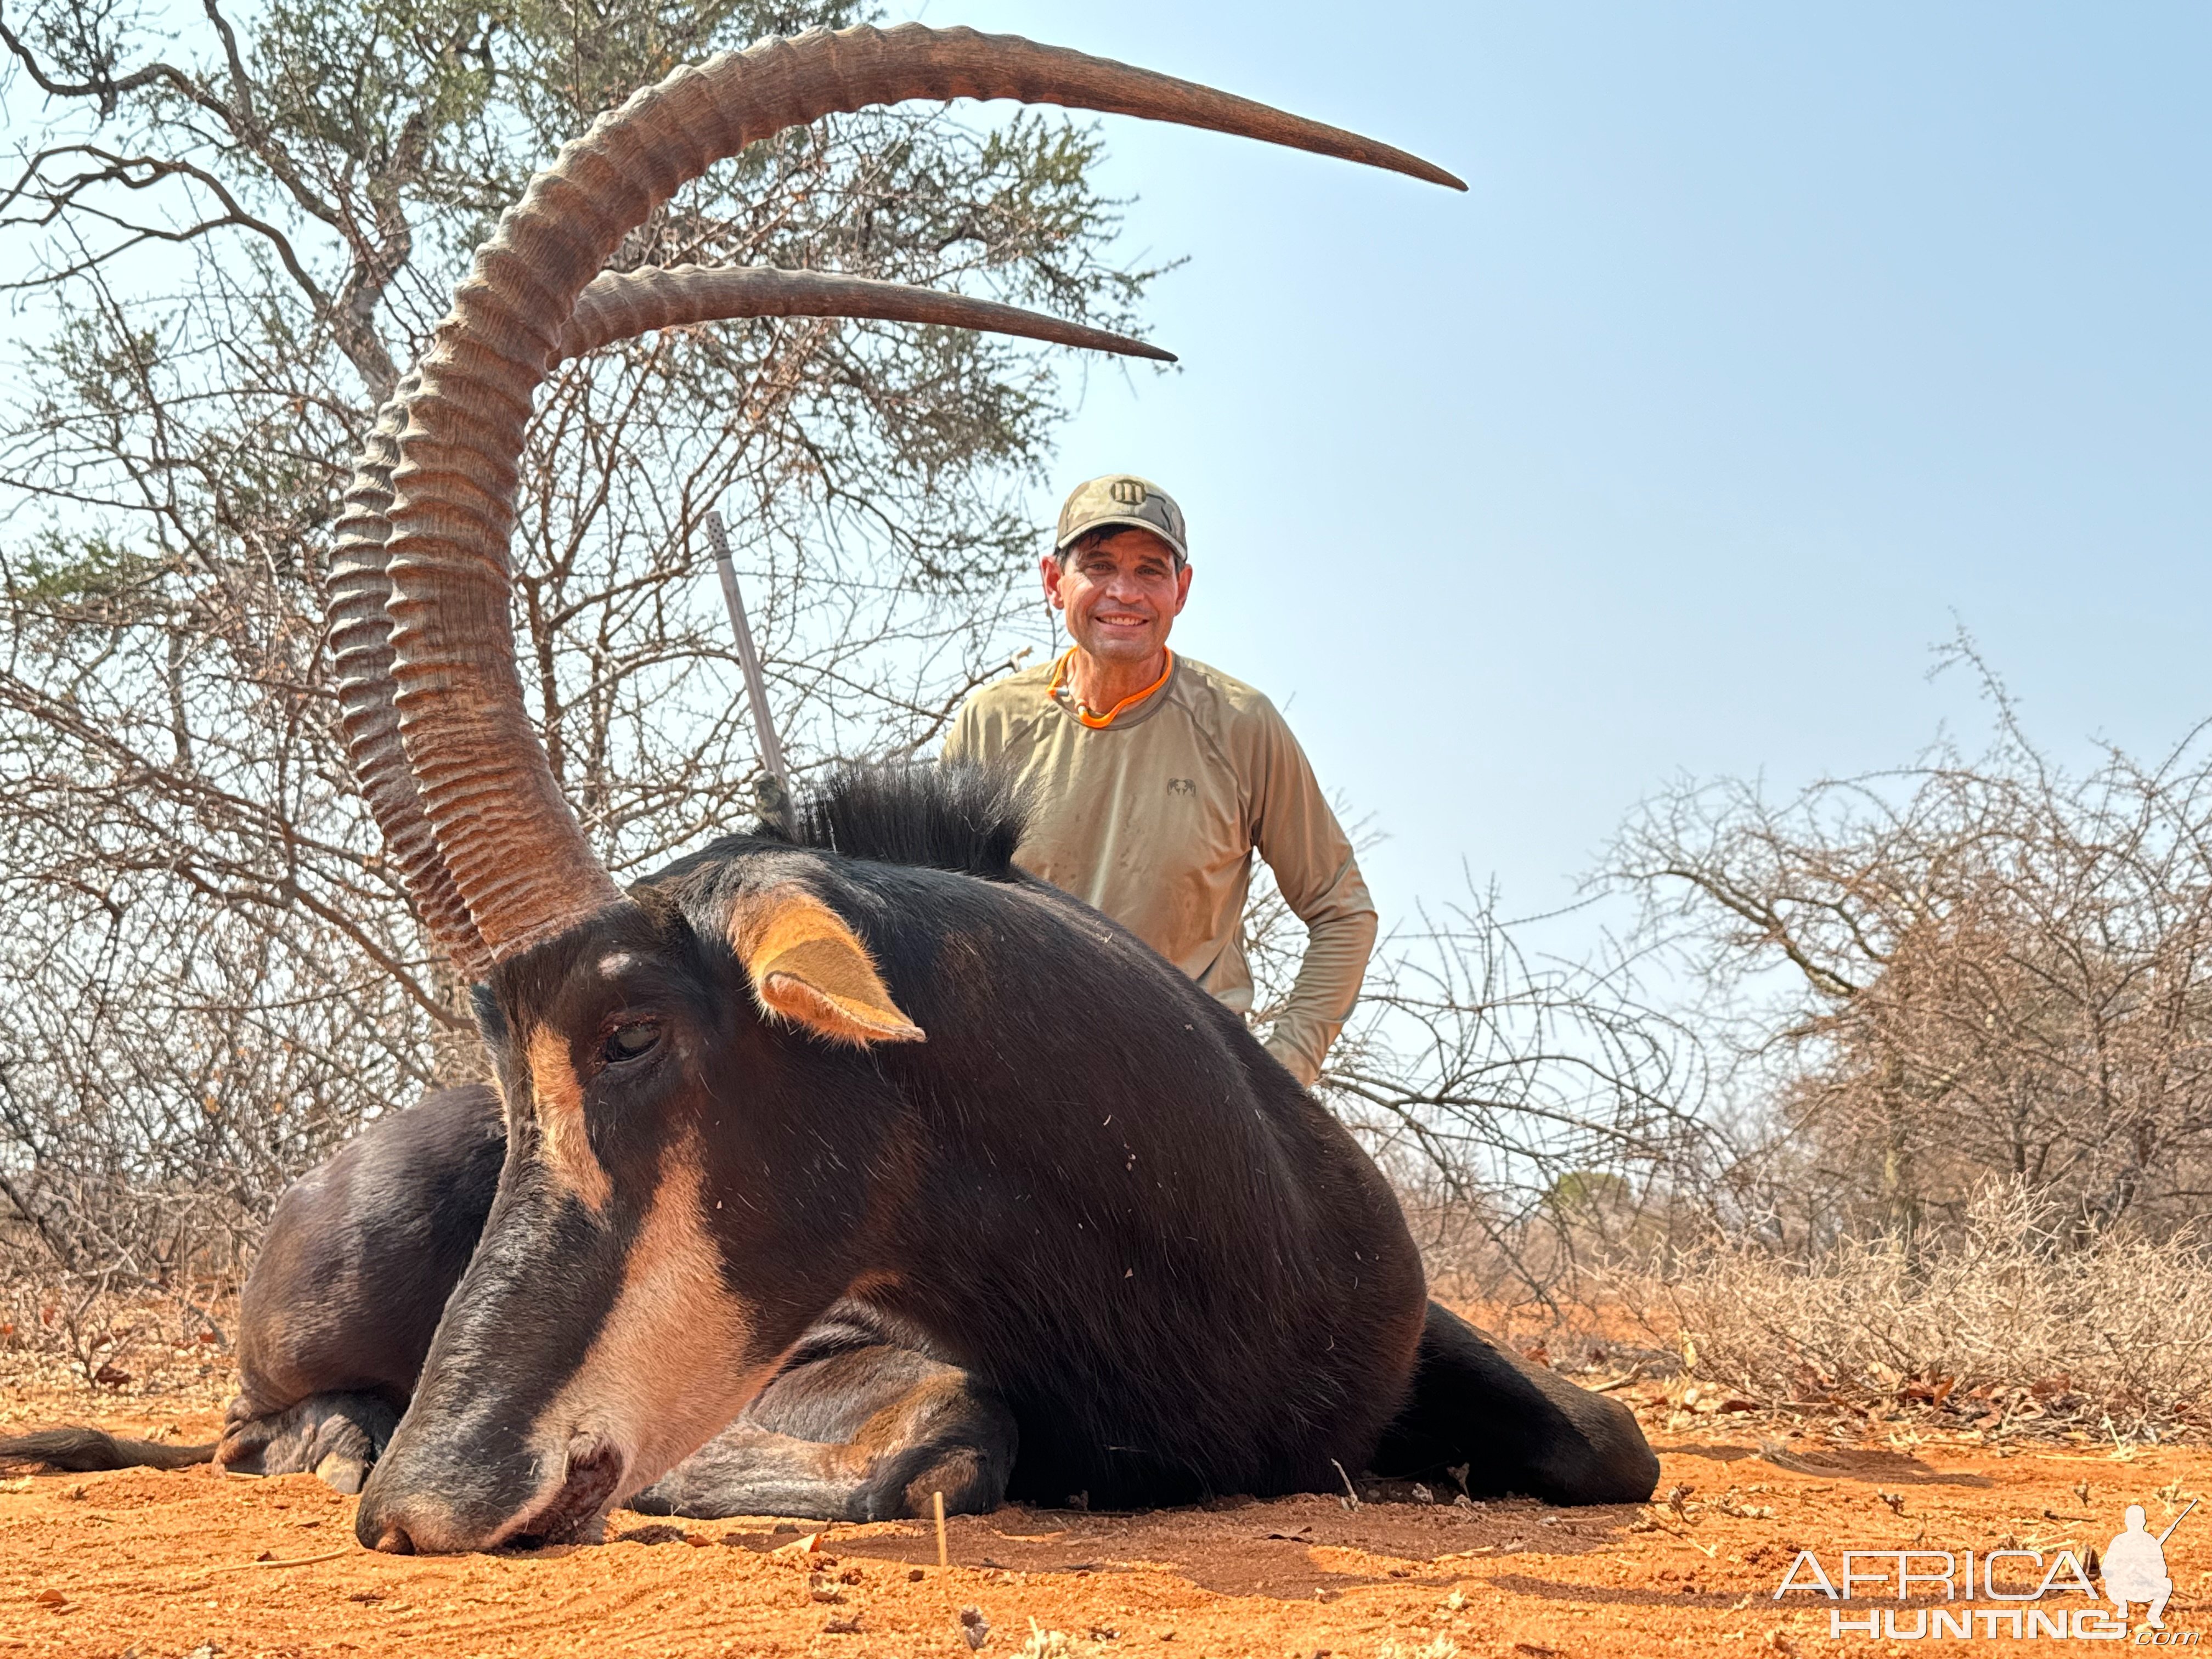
[{"x1": 944, "y1": 653, "x2": 1378, "y2": 1086}]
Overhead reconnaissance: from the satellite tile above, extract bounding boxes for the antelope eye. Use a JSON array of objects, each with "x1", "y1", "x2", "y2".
[{"x1": 602, "y1": 1022, "x2": 660, "y2": 1064}]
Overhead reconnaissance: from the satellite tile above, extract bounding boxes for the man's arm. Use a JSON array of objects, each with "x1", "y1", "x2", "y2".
[{"x1": 1249, "y1": 709, "x2": 1379, "y2": 1088}]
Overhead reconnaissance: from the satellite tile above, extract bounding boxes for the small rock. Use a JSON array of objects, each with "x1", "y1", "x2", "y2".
[
  {"x1": 32, "y1": 1589, "x2": 66, "y2": 1610},
  {"x1": 823, "y1": 1615, "x2": 861, "y2": 1635},
  {"x1": 909, "y1": 1567, "x2": 926, "y2": 1582},
  {"x1": 960, "y1": 1605, "x2": 990, "y2": 1650}
]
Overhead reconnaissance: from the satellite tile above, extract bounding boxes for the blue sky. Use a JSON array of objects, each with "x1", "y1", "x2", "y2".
[
  {"x1": 895, "y1": 1, "x2": 2212, "y2": 936},
  {"x1": 4, "y1": 3, "x2": 2203, "y2": 950}
]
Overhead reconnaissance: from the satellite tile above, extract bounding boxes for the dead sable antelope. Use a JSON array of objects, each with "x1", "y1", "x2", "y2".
[
  {"x1": 0, "y1": 27, "x2": 1660, "y2": 1551},
  {"x1": 4, "y1": 771, "x2": 1658, "y2": 1540}
]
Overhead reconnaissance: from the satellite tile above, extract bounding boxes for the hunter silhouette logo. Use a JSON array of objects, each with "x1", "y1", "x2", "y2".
[
  {"x1": 1167, "y1": 778, "x2": 1197, "y2": 796},
  {"x1": 2106, "y1": 1499, "x2": 2192, "y2": 1630},
  {"x1": 1773, "y1": 1494, "x2": 2196, "y2": 1641}
]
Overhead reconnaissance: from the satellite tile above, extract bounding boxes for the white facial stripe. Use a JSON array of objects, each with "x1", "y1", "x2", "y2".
[
  {"x1": 532, "y1": 1142, "x2": 768, "y2": 1509},
  {"x1": 526, "y1": 1026, "x2": 611, "y2": 1213}
]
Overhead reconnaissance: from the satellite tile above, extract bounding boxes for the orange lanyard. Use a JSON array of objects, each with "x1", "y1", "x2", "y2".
[{"x1": 1048, "y1": 648, "x2": 1173, "y2": 729}]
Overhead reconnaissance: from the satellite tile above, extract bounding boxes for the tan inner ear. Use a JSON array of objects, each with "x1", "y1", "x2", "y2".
[{"x1": 727, "y1": 887, "x2": 924, "y2": 1047}]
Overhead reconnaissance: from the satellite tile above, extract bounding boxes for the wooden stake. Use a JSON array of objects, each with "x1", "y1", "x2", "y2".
[
  {"x1": 934, "y1": 1489, "x2": 949, "y2": 1568},
  {"x1": 703, "y1": 508, "x2": 793, "y2": 833}
]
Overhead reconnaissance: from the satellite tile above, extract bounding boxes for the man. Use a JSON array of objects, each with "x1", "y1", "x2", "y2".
[{"x1": 945, "y1": 474, "x2": 1377, "y2": 1087}]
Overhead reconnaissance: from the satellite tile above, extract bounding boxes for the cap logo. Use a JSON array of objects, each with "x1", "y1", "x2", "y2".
[{"x1": 1109, "y1": 478, "x2": 1148, "y2": 506}]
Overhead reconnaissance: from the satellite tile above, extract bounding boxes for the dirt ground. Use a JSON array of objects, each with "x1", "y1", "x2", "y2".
[{"x1": 2, "y1": 1369, "x2": 2204, "y2": 1658}]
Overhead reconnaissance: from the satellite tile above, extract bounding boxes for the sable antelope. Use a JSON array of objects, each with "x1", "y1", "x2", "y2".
[
  {"x1": 2, "y1": 27, "x2": 1660, "y2": 1551},
  {"x1": 3, "y1": 770, "x2": 1656, "y2": 1536}
]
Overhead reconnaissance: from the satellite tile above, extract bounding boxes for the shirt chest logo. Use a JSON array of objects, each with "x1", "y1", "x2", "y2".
[{"x1": 1166, "y1": 777, "x2": 1198, "y2": 797}]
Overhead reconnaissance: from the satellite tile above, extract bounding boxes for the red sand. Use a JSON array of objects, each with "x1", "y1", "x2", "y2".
[{"x1": 3, "y1": 1376, "x2": 2203, "y2": 1657}]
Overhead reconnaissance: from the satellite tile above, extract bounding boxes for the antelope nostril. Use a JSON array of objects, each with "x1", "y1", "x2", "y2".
[
  {"x1": 371, "y1": 1523, "x2": 416, "y2": 1555},
  {"x1": 514, "y1": 1435, "x2": 625, "y2": 1547}
]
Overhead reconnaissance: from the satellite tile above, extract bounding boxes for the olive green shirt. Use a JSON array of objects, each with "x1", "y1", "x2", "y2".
[{"x1": 944, "y1": 654, "x2": 1377, "y2": 1086}]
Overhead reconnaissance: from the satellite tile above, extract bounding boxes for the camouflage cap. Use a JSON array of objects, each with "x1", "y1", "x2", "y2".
[{"x1": 1055, "y1": 474, "x2": 1188, "y2": 562}]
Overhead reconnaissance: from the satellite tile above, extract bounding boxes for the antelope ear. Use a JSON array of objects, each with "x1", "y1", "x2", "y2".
[{"x1": 726, "y1": 886, "x2": 925, "y2": 1047}]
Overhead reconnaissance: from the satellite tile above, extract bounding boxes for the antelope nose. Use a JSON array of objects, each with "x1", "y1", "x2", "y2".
[
  {"x1": 355, "y1": 1494, "x2": 407, "y2": 1551},
  {"x1": 354, "y1": 1483, "x2": 440, "y2": 1553}
]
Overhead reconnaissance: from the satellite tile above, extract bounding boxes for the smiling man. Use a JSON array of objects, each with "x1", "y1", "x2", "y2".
[{"x1": 945, "y1": 474, "x2": 1378, "y2": 1087}]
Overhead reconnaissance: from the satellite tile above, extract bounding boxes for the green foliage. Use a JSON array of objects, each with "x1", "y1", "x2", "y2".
[
  {"x1": 9, "y1": 531, "x2": 159, "y2": 601},
  {"x1": 1545, "y1": 1170, "x2": 1633, "y2": 1217}
]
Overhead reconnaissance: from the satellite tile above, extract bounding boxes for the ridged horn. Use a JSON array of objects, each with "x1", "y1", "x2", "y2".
[
  {"x1": 328, "y1": 370, "x2": 497, "y2": 983},
  {"x1": 558, "y1": 264, "x2": 1176, "y2": 363},
  {"x1": 381, "y1": 22, "x2": 1463, "y2": 961},
  {"x1": 334, "y1": 283, "x2": 1161, "y2": 979}
]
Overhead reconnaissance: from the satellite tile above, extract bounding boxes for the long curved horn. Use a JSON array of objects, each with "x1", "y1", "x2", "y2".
[
  {"x1": 333, "y1": 278, "x2": 1163, "y2": 978},
  {"x1": 381, "y1": 22, "x2": 1463, "y2": 961},
  {"x1": 559, "y1": 265, "x2": 1176, "y2": 363}
]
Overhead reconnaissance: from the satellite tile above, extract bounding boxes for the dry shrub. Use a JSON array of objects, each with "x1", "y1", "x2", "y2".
[
  {"x1": 1614, "y1": 1182, "x2": 2212, "y2": 1435},
  {"x1": 1244, "y1": 836, "x2": 1722, "y2": 1318},
  {"x1": 1613, "y1": 647, "x2": 2212, "y2": 1243},
  {"x1": 0, "y1": 1284, "x2": 236, "y2": 1408}
]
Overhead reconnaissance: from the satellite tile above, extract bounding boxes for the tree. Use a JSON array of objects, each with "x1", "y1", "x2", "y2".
[
  {"x1": 1611, "y1": 647, "x2": 2212, "y2": 1243},
  {"x1": 0, "y1": 0, "x2": 1161, "y2": 1282}
]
